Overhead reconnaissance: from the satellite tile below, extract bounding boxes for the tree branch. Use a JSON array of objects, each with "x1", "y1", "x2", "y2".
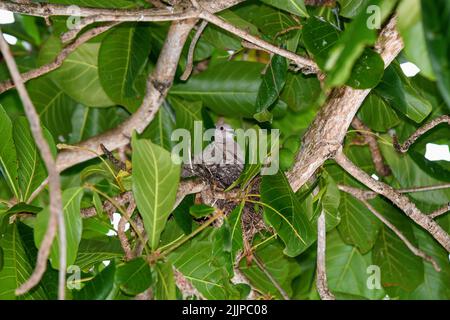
[
  {"x1": 351, "y1": 117, "x2": 391, "y2": 177},
  {"x1": 0, "y1": 30, "x2": 66, "y2": 299},
  {"x1": 338, "y1": 185, "x2": 441, "y2": 272},
  {"x1": 334, "y1": 147, "x2": 450, "y2": 252},
  {"x1": 393, "y1": 115, "x2": 450, "y2": 153},
  {"x1": 180, "y1": 20, "x2": 208, "y2": 81},
  {"x1": 286, "y1": 16, "x2": 403, "y2": 192},
  {"x1": 316, "y1": 210, "x2": 335, "y2": 300}
]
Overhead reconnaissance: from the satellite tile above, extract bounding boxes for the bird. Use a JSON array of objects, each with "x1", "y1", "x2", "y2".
[{"x1": 182, "y1": 119, "x2": 244, "y2": 189}]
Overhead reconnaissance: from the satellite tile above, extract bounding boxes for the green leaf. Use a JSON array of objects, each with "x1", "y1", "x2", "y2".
[
  {"x1": 303, "y1": 16, "x2": 340, "y2": 69},
  {"x1": 132, "y1": 137, "x2": 180, "y2": 250},
  {"x1": 347, "y1": 48, "x2": 384, "y2": 89},
  {"x1": 397, "y1": 0, "x2": 435, "y2": 80},
  {"x1": 73, "y1": 262, "x2": 116, "y2": 300},
  {"x1": 27, "y1": 76, "x2": 77, "y2": 141},
  {"x1": 375, "y1": 63, "x2": 432, "y2": 123},
  {"x1": 260, "y1": 171, "x2": 316, "y2": 256},
  {"x1": 189, "y1": 204, "x2": 215, "y2": 219},
  {"x1": 372, "y1": 200, "x2": 424, "y2": 292},
  {"x1": 39, "y1": 37, "x2": 114, "y2": 107},
  {"x1": 326, "y1": 230, "x2": 385, "y2": 299},
  {"x1": 421, "y1": 0, "x2": 450, "y2": 109},
  {"x1": 70, "y1": 105, "x2": 129, "y2": 144},
  {"x1": 141, "y1": 102, "x2": 176, "y2": 151},
  {"x1": 324, "y1": 0, "x2": 396, "y2": 87},
  {"x1": 115, "y1": 257, "x2": 152, "y2": 295},
  {"x1": 75, "y1": 238, "x2": 124, "y2": 270},
  {"x1": 13, "y1": 117, "x2": 47, "y2": 201},
  {"x1": 35, "y1": 187, "x2": 84, "y2": 269},
  {"x1": 0, "y1": 104, "x2": 20, "y2": 199},
  {"x1": 170, "y1": 97, "x2": 203, "y2": 136},
  {"x1": 260, "y1": 0, "x2": 309, "y2": 17},
  {"x1": 357, "y1": 93, "x2": 400, "y2": 132},
  {"x1": 0, "y1": 223, "x2": 48, "y2": 300},
  {"x1": 98, "y1": 24, "x2": 151, "y2": 112},
  {"x1": 281, "y1": 73, "x2": 322, "y2": 112},
  {"x1": 227, "y1": 201, "x2": 245, "y2": 264},
  {"x1": 338, "y1": 0, "x2": 371, "y2": 18},
  {"x1": 254, "y1": 54, "x2": 288, "y2": 122},
  {"x1": 154, "y1": 261, "x2": 176, "y2": 300},
  {"x1": 170, "y1": 61, "x2": 264, "y2": 118},
  {"x1": 326, "y1": 147, "x2": 381, "y2": 253},
  {"x1": 238, "y1": 237, "x2": 302, "y2": 299},
  {"x1": 172, "y1": 194, "x2": 194, "y2": 235},
  {"x1": 5, "y1": 203, "x2": 42, "y2": 215},
  {"x1": 319, "y1": 172, "x2": 341, "y2": 231},
  {"x1": 169, "y1": 229, "x2": 240, "y2": 299}
]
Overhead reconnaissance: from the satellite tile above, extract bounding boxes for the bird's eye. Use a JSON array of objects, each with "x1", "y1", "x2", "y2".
[{"x1": 220, "y1": 126, "x2": 224, "y2": 130}]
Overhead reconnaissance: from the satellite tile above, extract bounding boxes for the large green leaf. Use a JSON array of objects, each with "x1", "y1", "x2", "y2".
[
  {"x1": 13, "y1": 117, "x2": 47, "y2": 202},
  {"x1": 132, "y1": 137, "x2": 180, "y2": 250},
  {"x1": 260, "y1": 0, "x2": 308, "y2": 17},
  {"x1": 0, "y1": 223, "x2": 48, "y2": 300},
  {"x1": 338, "y1": 0, "x2": 371, "y2": 18},
  {"x1": 115, "y1": 257, "x2": 152, "y2": 295},
  {"x1": 238, "y1": 237, "x2": 302, "y2": 299},
  {"x1": 326, "y1": 147, "x2": 381, "y2": 253},
  {"x1": 281, "y1": 73, "x2": 322, "y2": 112},
  {"x1": 357, "y1": 93, "x2": 400, "y2": 132},
  {"x1": 75, "y1": 238, "x2": 124, "y2": 270},
  {"x1": 260, "y1": 171, "x2": 316, "y2": 256},
  {"x1": 39, "y1": 37, "x2": 114, "y2": 107},
  {"x1": 170, "y1": 97, "x2": 202, "y2": 136},
  {"x1": 98, "y1": 24, "x2": 151, "y2": 112},
  {"x1": 397, "y1": 0, "x2": 435, "y2": 80},
  {"x1": 375, "y1": 63, "x2": 432, "y2": 123},
  {"x1": 324, "y1": 0, "x2": 396, "y2": 87},
  {"x1": 141, "y1": 102, "x2": 176, "y2": 151},
  {"x1": 69, "y1": 105, "x2": 129, "y2": 144},
  {"x1": 27, "y1": 76, "x2": 77, "y2": 141},
  {"x1": 34, "y1": 188, "x2": 84, "y2": 269},
  {"x1": 372, "y1": 200, "x2": 424, "y2": 293},
  {"x1": 254, "y1": 54, "x2": 288, "y2": 122},
  {"x1": 326, "y1": 230, "x2": 385, "y2": 299},
  {"x1": 0, "y1": 104, "x2": 20, "y2": 198},
  {"x1": 170, "y1": 62, "x2": 264, "y2": 118},
  {"x1": 154, "y1": 261, "x2": 176, "y2": 300},
  {"x1": 73, "y1": 262, "x2": 116, "y2": 300},
  {"x1": 169, "y1": 229, "x2": 240, "y2": 300},
  {"x1": 421, "y1": 0, "x2": 450, "y2": 109}
]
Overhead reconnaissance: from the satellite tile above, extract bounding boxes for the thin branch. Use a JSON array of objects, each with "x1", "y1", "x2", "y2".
[
  {"x1": 253, "y1": 255, "x2": 290, "y2": 300},
  {"x1": 0, "y1": 30, "x2": 66, "y2": 299},
  {"x1": 335, "y1": 148, "x2": 450, "y2": 252},
  {"x1": 428, "y1": 203, "x2": 450, "y2": 219},
  {"x1": 393, "y1": 115, "x2": 450, "y2": 153},
  {"x1": 198, "y1": 10, "x2": 318, "y2": 73},
  {"x1": 0, "y1": 22, "x2": 119, "y2": 94},
  {"x1": 180, "y1": 20, "x2": 208, "y2": 81},
  {"x1": 118, "y1": 199, "x2": 136, "y2": 261},
  {"x1": 351, "y1": 117, "x2": 391, "y2": 177},
  {"x1": 338, "y1": 185, "x2": 441, "y2": 272},
  {"x1": 316, "y1": 210, "x2": 335, "y2": 300}
]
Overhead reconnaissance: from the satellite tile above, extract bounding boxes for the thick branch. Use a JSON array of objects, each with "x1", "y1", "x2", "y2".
[
  {"x1": 338, "y1": 185, "x2": 441, "y2": 272},
  {"x1": 393, "y1": 115, "x2": 450, "y2": 153},
  {"x1": 335, "y1": 148, "x2": 450, "y2": 252},
  {"x1": 0, "y1": 30, "x2": 66, "y2": 299},
  {"x1": 287, "y1": 16, "x2": 403, "y2": 192},
  {"x1": 316, "y1": 211, "x2": 335, "y2": 300}
]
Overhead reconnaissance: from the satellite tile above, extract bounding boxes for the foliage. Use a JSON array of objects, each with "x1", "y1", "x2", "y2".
[{"x1": 0, "y1": 0, "x2": 448, "y2": 301}]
